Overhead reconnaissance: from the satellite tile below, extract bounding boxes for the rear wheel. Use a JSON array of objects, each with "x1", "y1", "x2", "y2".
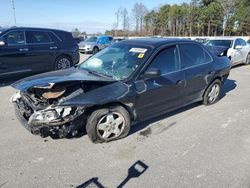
[
  {"x1": 203, "y1": 79, "x2": 222, "y2": 105},
  {"x1": 54, "y1": 56, "x2": 72, "y2": 70},
  {"x1": 86, "y1": 106, "x2": 131, "y2": 143}
]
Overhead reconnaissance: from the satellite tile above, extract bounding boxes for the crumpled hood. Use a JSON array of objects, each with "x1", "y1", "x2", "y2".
[
  {"x1": 12, "y1": 67, "x2": 114, "y2": 91},
  {"x1": 205, "y1": 45, "x2": 229, "y2": 56}
]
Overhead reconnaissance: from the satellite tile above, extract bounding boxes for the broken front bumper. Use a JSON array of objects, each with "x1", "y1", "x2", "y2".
[
  {"x1": 28, "y1": 106, "x2": 85, "y2": 126},
  {"x1": 12, "y1": 92, "x2": 85, "y2": 136}
]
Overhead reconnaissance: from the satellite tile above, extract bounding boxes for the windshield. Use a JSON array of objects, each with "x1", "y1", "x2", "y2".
[
  {"x1": 205, "y1": 40, "x2": 233, "y2": 48},
  {"x1": 85, "y1": 37, "x2": 97, "y2": 42},
  {"x1": 79, "y1": 43, "x2": 152, "y2": 80}
]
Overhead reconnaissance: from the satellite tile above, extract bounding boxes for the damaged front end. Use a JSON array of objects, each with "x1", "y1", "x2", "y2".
[{"x1": 11, "y1": 82, "x2": 89, "y2": 138}]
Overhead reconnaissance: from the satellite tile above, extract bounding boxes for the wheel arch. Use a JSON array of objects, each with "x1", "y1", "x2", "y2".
[
  {"x1": 202, "y1": 76, "x2": 222, "y2": 98},
  {"x1": 85, "y1": 101, "x2": 135, "y2": 121},
  {"x1": 55, "y1": 54, "x2": 73, "y2": 63}
]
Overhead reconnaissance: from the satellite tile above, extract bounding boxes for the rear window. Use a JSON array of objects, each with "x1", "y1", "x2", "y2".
[
  {"x1": 180, "y1": 43, "x2": 212, "y2": 68},
  {"x1": 205, "y1": 40, "x2": 233, "y2": 48},
  {"x1": 26, "y1": 31, "x2": 51, "y2": 44},
  {"x1": 54, "y1": 31, "x2": 75, "y2": 44}
]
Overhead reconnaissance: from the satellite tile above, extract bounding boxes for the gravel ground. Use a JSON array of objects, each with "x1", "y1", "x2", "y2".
[{"x1": 0, "y1": 55, "x2": 249, "y2": 188}]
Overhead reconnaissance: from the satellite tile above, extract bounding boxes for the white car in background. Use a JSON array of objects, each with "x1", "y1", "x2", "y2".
[{"x1": 205, "y1": 37, "x2": 250, "y2": 66}]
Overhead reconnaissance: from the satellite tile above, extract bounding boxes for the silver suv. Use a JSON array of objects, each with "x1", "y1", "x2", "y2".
[{"x1": 78, "y1": 36, "x2": 113, "y2": 54}]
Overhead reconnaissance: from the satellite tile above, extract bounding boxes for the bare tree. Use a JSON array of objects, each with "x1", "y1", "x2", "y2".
[
  {"x1": 115, "y1": 7, "x2": 122, "y2": 36},
  {"x1": 132, "y1": 3, "x2": 148, "y2": 34},
  {"x1": 120, "y1": 8, "x2": 129, "y2": 31},
  {"x1": 217, "y1": 0, "x2": 236, "y2": 36}
]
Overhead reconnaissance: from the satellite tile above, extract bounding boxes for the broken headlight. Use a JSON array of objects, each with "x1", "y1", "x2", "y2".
[{"x1": 28, "y1": 106, "x2": 84, "y2": 126}]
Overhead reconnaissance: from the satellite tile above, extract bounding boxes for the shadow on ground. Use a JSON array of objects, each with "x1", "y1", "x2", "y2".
[{"x1": 76, "y1": 160, "x2": 148, "y2": 188}]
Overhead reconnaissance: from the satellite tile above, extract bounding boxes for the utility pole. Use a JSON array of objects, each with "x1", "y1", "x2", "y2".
[{"x1": 11, "y1": 0, "x2": 17, "y2": 25}]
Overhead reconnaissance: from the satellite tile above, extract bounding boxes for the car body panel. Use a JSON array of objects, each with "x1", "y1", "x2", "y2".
[{"x1": 12, "y1": 67, "x2": 114, "y2": 91}]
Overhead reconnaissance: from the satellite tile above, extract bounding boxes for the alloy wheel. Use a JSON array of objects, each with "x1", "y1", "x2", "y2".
[
  {"x1": 57, "y1": 58, "x2": 71, "y2": 69},
  {"x1": 208, "y1": 84, "x2": 220, "y2": 103},
  {"x1": 97, "y1": 112, "x2": 125, "y2": 141}
]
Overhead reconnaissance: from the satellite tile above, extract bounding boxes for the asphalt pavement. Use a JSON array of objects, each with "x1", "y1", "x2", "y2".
[{"x1": 0, "y1": 55, "x2": 249, "y2": 188}]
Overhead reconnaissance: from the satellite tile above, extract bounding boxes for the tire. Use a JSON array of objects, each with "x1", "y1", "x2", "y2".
[
  {"x1": 245, "y1": 53, "x2": 250, "y2": 65},
  {"x1": 92, "y1": 47, "x2": 99, "y2": 54},
  {"x1": 203, "y1": 79, "x2": 222, "y2": 105},
  {"x1": 86, "y1": 105, "x2": 131, "y2": 143},
  {"x1": 54, "y1": 55, "x2": 72, "y2": 70}
]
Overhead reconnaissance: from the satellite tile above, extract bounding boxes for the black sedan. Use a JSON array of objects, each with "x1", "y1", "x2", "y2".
[{"x1": 11, "y1": 38, "x2": 230, "y2": 143}]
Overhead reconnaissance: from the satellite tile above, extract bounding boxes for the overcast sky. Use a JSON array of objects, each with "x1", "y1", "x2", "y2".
[{"x1": 1, "y1": 0, "x2": 189, "y2": 33}]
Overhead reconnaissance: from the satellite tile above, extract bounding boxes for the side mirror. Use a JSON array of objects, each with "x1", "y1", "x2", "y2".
[
  {"x1": 235, "y1": 45, "x2": 243, "y2": 50},
  {"x1": 142, "y1": 68, "x2": 161, "y2": 79},
  {"x1": 0, "y1": 41, "x2": 5, "y2": 46}
]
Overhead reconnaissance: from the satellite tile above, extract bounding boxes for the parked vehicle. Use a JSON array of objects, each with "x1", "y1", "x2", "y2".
[
  {"x1": 11, "y1": 39, "x2": 230, "y2": 143},
  {"x1": 194, "y1": 37, "x2": 208, "y2": 44},
  {"x1": 78, "y1": 36, "x2": 113, "y2": 54},
  {"x1": 112, "y1": 38, "x2": 126, "y2": 43},
  {"x1": 0, "y1": 27, "x2": 79, "y2": 78},
  {"x1": 205, "y1": 37, "x2": 250, "y2": 66},
  {"x1": 74, "y1": 36, "x2": 85, "y2": 44}
]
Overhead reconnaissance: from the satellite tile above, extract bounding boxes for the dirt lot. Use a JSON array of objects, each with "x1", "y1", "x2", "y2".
[{"x1": 0, "y1": 56, "x2": 250, "y2": 188}]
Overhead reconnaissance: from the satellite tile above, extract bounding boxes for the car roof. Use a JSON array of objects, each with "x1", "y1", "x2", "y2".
[
  {"x1": 2, "y1": 26, "x2": 68, "y2": 33},
  {"x1": 207, "y1": 37, "x2": 235, "y2": 40},
  {"x1": 0, "y1": 27, "x2": 9, "y2": 34},
  {"x1": 119, "y1": 38, "x2": 195, "y2": 48}
]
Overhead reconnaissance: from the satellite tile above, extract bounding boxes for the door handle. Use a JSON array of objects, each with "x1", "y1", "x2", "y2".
[
  {"x1": 19, "y1": 48, "x2": 29, "y2": 52},
  {"x1": 49, "y1": 46, "x2": 57, "y2": 50},
  {"x1": 176, "y1": 80, "x2": 185, "y2": 84}
]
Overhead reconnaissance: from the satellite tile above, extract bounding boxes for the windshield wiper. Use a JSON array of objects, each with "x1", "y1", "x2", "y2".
[{"x1": 87, "y1": 70, "x2": 114, "y2": 79}]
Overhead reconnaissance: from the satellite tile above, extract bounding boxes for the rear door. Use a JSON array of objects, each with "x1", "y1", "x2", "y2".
[
  {"x1": 0, "y1": 30, "x2": 32, "y2": 76},
  {"x1": 135, "y1": 45, "x2": 186, "y2": 120},
  {"x1": 238, "y1": 39, "x2": 249, "y2": 63},
  {"x1": 232, "y1": 38, "x2": 245, "y2": 64},
  {"x1": 179, "y1": 43, "x2": 214, "y2": 104},
  {"x1": 25, "y1": 30, "x2": 56, "y2": 72}
]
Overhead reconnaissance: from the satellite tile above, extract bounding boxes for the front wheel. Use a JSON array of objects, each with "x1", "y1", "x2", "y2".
[
  {"x1": 245, "y1": 53, "x2": 250, "y2": 65},
  {"x1": 86, "y1": 106, "x2": 131, "y2": 143},
  {"x1": 92, "y1": 47, "x2": 99, "y2": 54},
  {"x1": 203, "y1": 79, "x2": 222, "y2": 105}
]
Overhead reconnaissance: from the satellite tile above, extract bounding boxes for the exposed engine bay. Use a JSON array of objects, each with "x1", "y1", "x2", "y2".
[{"x1": 12, "y1": 81, "x2": 110, "y2": 138}]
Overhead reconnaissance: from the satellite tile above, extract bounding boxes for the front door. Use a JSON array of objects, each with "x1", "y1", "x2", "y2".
[{"x1": 134, "y1": 45, "x2": 186, "y2": 120}]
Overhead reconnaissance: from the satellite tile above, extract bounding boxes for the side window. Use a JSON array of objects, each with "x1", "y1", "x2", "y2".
[
  {"x1": 234, "y1": 39, "x2": 240, "y2": 48},
  {"x1": 26, "y1": 31, "x2": 51, "y2": 44},
  {"x1": 148, "y1": 46, "x2": 179, "y2": 74},
  {"x1": 3, "y1": 31, "x2": 25, "y2": 45},
  {"x1": 239, "y1": 39, "x2": 246, "y2": 46},
  {"x1": 179, "y1": 43, "x2": 212, "y2": 68}
]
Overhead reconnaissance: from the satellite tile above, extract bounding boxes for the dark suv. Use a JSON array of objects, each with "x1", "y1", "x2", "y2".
[{"x1": 0, "y1": 27, "x2": 79, "y2": 78}]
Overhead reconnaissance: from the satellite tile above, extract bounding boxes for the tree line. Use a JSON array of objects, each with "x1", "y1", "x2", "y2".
[{"x1": 105, "y1": 0, "x2": 250, "y2": 37}]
